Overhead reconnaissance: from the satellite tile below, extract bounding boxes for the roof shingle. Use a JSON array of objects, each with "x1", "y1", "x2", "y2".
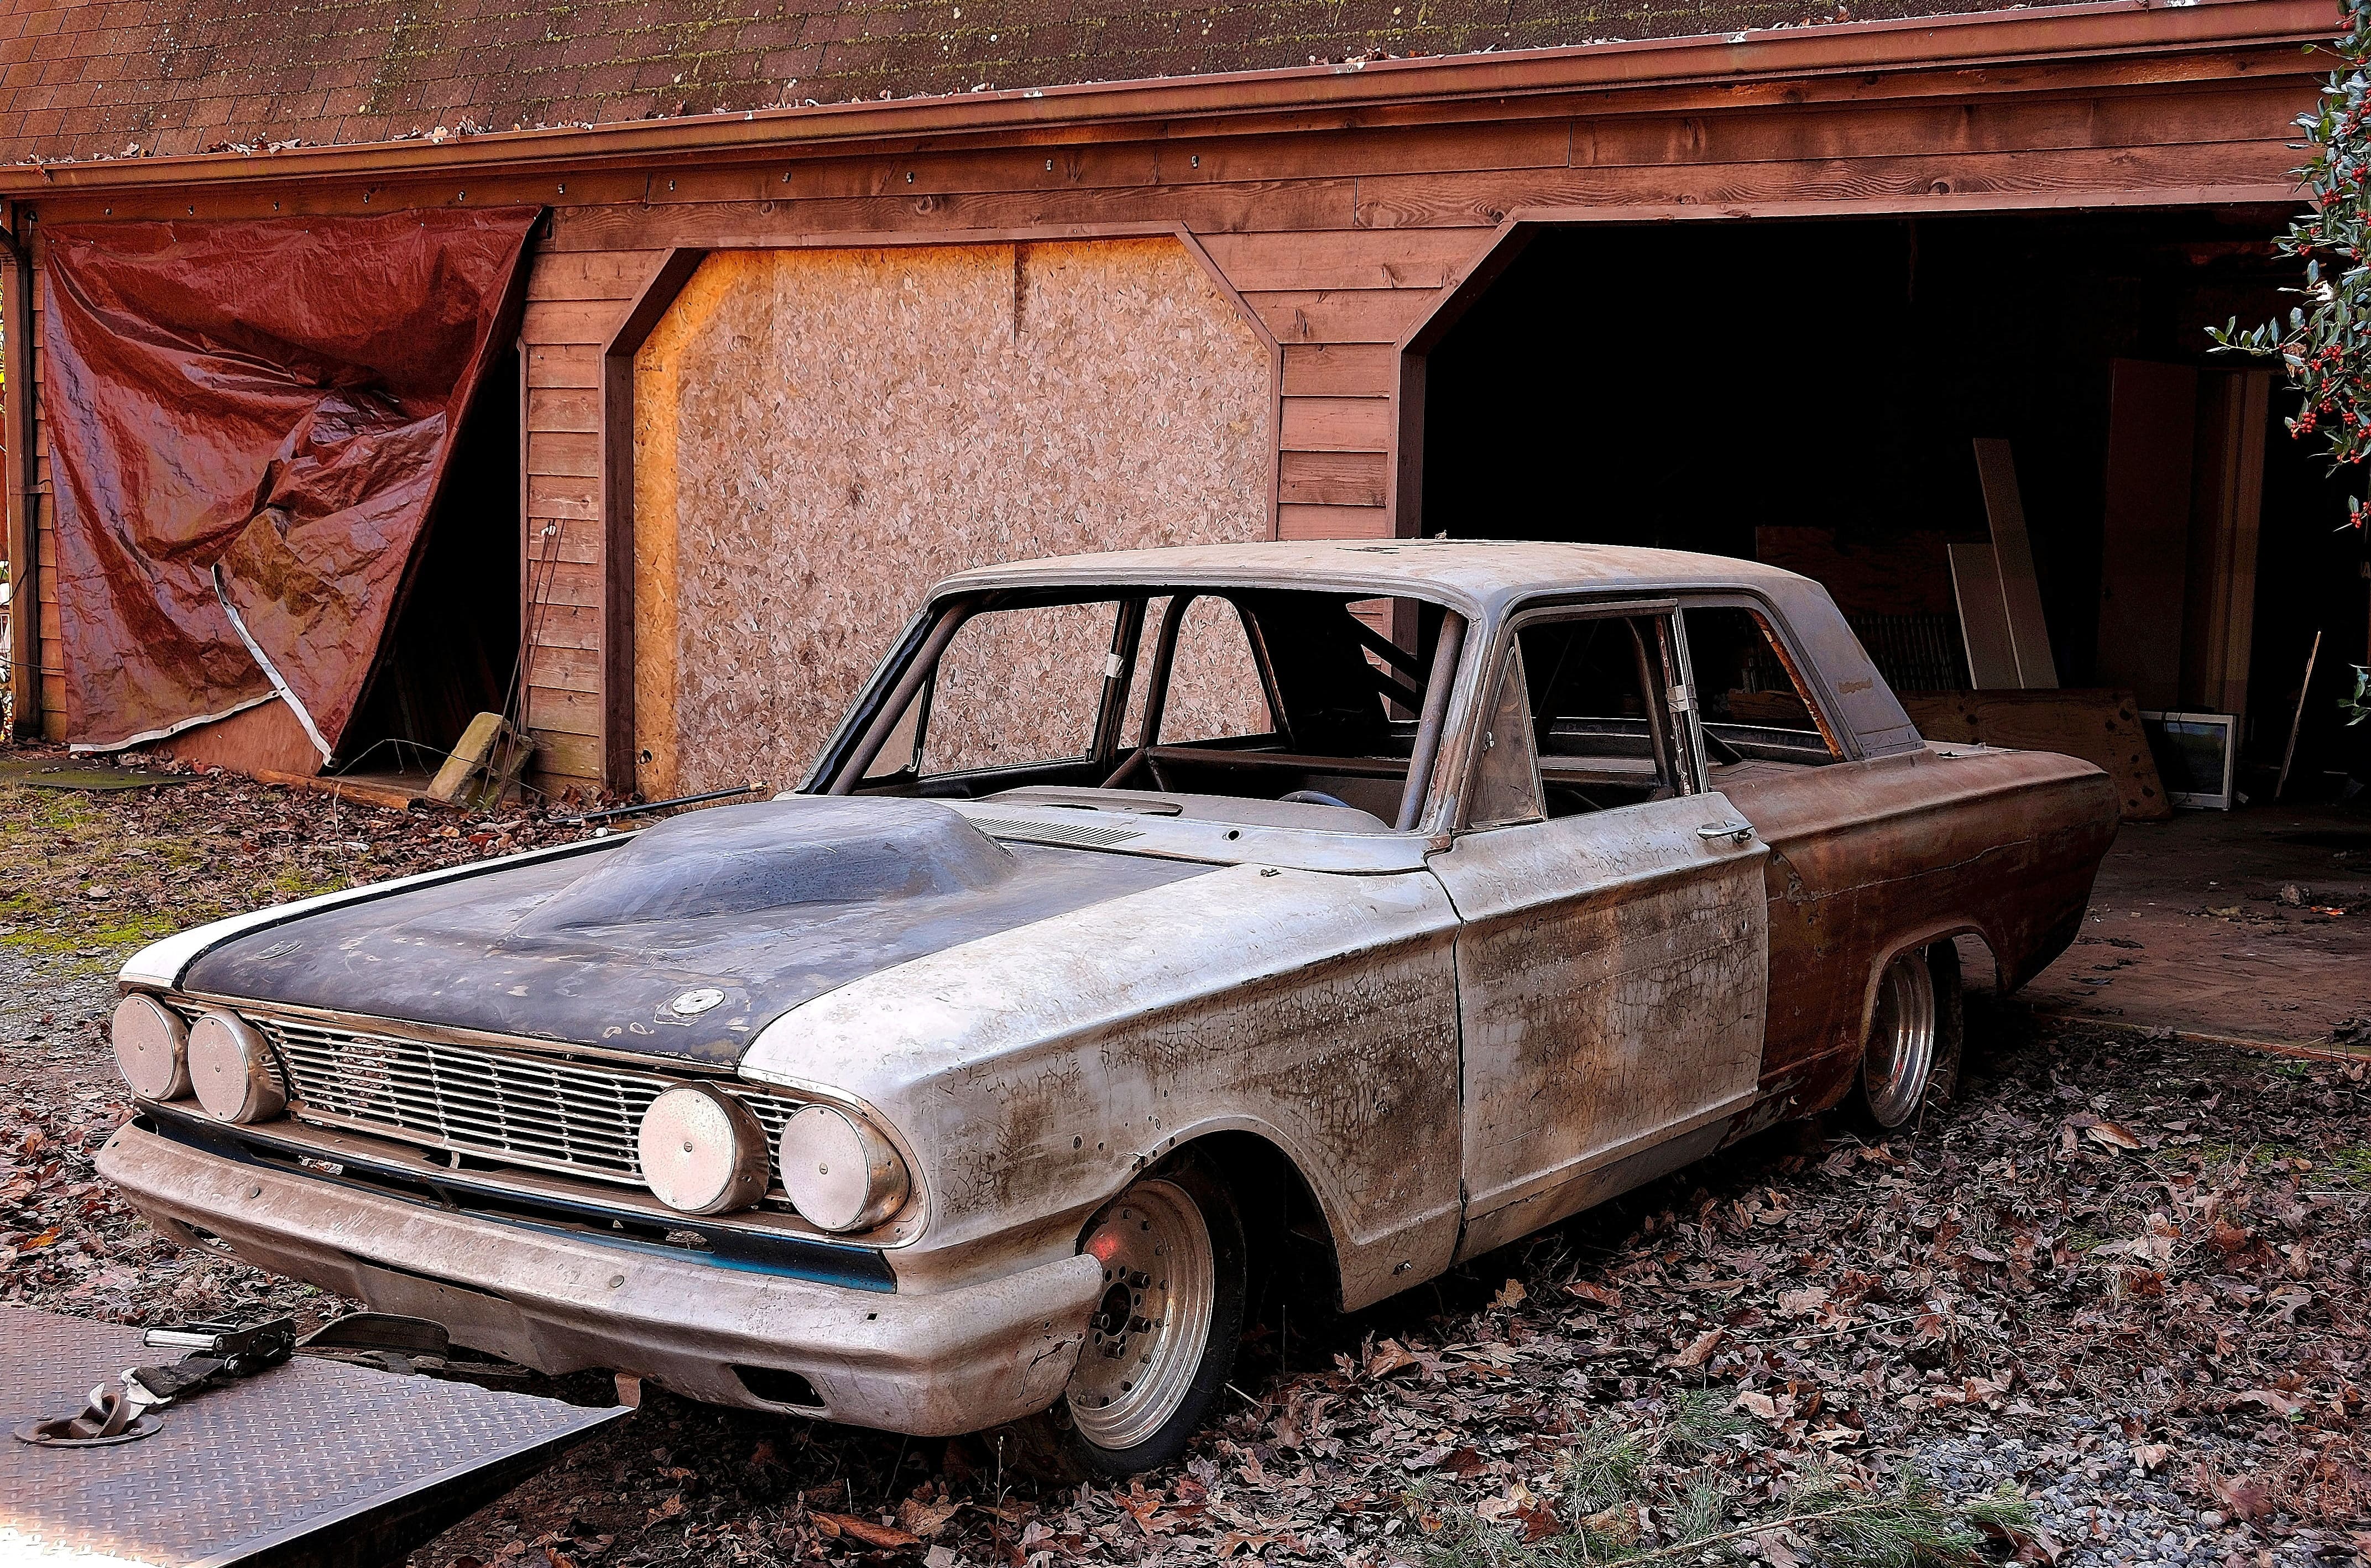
[{"x1": 1, "y1": 0, "x2": 2055, "y2": 165}]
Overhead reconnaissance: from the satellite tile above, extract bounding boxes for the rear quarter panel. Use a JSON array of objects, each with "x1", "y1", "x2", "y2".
[{"x1": 1721, "y1": 744, "x2": 2118, "y2": 1110}]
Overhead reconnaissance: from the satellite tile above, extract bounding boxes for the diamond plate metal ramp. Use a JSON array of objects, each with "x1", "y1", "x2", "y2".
[{"x1": 1, "y1": 1306, "x2": 629, "y2": 1568}]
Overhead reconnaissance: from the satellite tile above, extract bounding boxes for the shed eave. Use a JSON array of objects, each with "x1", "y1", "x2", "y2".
[{"x1": 0, "y1": 0, "x2": 2331, "y2": 196}]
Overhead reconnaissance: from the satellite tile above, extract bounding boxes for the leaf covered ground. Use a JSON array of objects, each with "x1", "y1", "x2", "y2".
[{"x1": 1, "y1": 751, "x2": 2365, "y2": 1568}]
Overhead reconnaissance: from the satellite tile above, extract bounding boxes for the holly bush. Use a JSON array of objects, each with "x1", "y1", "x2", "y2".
[{"x1": 2211, "y1": 0, "x2": 2371, "y2": 526}]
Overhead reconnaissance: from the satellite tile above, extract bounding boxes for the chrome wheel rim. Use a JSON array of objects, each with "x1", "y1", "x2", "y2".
[
  {"x1": 1863, "y1": 952, "x2": 1937, "y2": 1128},
  {"x1": 1065, "y1": 1179, "x2": 1214, "y2": 1452}
]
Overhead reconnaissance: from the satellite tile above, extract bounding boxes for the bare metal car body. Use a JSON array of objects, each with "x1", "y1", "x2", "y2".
[{"x1": 98, "y1": 541, "x2": 2117, "y2": 1439}]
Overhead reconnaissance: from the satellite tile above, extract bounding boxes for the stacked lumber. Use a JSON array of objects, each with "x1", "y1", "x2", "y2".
[{"x1": 1900, "y1": 688, "x2": 2172, "y2": 822}]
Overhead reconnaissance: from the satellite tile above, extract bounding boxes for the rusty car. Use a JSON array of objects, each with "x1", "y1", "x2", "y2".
[{"x1": 97, "y1": 540, "x2": 2118, "y2": 1472}]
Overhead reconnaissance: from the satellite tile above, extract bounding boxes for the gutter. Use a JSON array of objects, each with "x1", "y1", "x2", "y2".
[{"x1": 0, "y1": 0, "x2": 2334, "y2": 196}]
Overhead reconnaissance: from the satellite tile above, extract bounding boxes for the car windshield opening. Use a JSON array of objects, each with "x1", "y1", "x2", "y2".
[{"x1": 831, "y1": 588, "x2": 1459, "y2": 833}]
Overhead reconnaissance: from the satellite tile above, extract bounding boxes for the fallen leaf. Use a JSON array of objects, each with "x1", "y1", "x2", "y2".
[
  {"x1": 897, "y1": 1497, "x2": 963, "y2": 1539},
  {"x1": 1490, "y1": 1278, "x2": 1526, "y2": 1309},
  {"x1": 1365, "y1": 1339, "x2": 1419, "y2": 1378},
  {"x1": 813, "y1": 1513, "x2": 921, "y2": 1549},
  {"x1": 2229, "y1": 1388, "x2": 2304, "y2": 1417},
  {"x1": 1565, "y1": 1280, "x2": 1622, "y2": 1310},
  {"x1": 2085, "y1": 1121, "x2": 2141, "y2": 1151},
  {"x1": 1669, "y1": 1327, "x2": 1725, "y2": 1368}
]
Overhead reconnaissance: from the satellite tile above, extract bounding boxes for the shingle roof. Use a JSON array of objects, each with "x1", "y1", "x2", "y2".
[{"x1": 0, "y1": 0, "x2": 2046, "y2": 165}]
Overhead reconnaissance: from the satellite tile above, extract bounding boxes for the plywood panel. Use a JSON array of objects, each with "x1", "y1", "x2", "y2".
[
  {"x1": 633, "y1": 238, "x2": 1275, "y2": 797},
  {"x1": 1900, "y1": 688, "x2": 2171, "y2": 822},
  {"x1": 2095, "y1": 360, "x2": 2198, "y2": 710}
]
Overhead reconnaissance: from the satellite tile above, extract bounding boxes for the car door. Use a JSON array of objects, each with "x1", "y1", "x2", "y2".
[{"x1": 1429, "y1": 600, "x2": 1772, "y2": 1262}]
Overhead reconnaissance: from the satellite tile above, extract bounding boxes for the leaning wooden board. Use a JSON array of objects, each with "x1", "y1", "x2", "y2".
[{"x1": 1900, "y1": 689, "x2": 2172, "y2": 822}]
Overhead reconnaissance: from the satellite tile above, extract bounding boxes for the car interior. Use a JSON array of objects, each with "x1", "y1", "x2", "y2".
[{"x1": 843, "y1": 587, "x2": 1845, "y2": 834}]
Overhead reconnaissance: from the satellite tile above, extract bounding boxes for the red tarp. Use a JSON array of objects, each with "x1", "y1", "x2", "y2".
[{"x1": 42, "y1": 209, "x2": 539, "y2": 755}]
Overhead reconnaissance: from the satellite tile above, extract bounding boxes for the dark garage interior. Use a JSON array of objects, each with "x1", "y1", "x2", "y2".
[{"x1": 1422, "y1": 210, "x2": 2371, "y2": 802}]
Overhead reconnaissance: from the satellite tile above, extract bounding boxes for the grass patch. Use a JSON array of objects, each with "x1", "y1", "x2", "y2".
[{"x1": 1411, "y1": 1459, "x2": 2035, "y2": 1568}]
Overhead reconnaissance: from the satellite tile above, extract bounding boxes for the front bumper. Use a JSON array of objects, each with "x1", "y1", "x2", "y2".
[{"x1": 98, "y1": 1121, "x2": 1101, "y2": 1436}]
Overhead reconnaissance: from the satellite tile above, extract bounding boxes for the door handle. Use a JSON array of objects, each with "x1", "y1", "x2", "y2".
[{"x1": 1698, "y1": 820, "x2": 1756, "y2": 845}]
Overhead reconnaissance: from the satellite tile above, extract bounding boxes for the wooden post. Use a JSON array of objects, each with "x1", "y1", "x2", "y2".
[{"x1": 0, "y1": 204, "x2": 35, "y2": 740}]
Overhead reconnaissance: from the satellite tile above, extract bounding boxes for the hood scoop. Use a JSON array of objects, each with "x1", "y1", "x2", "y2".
[{"x1": 516, "y1": 796, "x2": 1016, "y2": 934}]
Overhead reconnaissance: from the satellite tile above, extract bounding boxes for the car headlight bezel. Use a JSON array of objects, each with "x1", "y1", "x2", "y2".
[
  {"x1": 776, "y1": 1104, "x2": 910, "y2": 1234},
  {"x1": 637, "y1": 1083, "x2": 774, "y2": 1216},
  {"x1": 111, "y1": 993, "x2": 193, "y2": 1101},
  {"x1": 187, "y1": 1008, "x2": 289, "y2": 1124}
]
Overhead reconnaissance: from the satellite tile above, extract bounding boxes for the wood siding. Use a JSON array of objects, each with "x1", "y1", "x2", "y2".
[{"x1": 8, "y1": 28, "x2": 2317, "y2": 788}]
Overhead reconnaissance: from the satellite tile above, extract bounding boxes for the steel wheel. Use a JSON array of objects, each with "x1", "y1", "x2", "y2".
[
  {"x1": 1861, "y1": 950, "x2": 1939, "y2": 1128},
  {"x1": 1066, "y1": 1178, "x2": 1216, "y2": 1453}
]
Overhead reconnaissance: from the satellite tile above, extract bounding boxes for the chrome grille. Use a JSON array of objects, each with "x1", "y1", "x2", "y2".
[{"x1": 249, "y1": 1013, "x2": 798, "y2": 1189}]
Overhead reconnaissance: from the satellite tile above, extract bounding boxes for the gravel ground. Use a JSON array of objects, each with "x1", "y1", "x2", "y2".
[{"x1": 3, "y1": 751, "x2": 2367, "y2": 1568}]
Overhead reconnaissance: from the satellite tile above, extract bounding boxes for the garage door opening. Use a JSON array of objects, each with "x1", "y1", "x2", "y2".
[{"x1": 1417, "y1": 210, "x2": 2369, "y2": 803}]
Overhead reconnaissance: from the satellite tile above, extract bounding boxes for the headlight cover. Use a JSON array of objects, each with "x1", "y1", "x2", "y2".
[
  {"x1": 637, "y1": 1084, "x2": 772, "y2": 1215},
  {"x1": 777, "y1": 1104, "x2": 909, "y2": 1233},
  {"x1": 112, "y1": 994, "x2": 192, "y2": 1101},
  {"x1": 187, "y1": 1010, "x2": 289, "y2": 1124}
]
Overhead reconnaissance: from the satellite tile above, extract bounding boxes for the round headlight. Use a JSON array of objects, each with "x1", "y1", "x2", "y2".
[
  {"x1": 777, "y1": 1105, "x2": 909, "y2": 1234},
  {"x1": 637, "y1": 1085, "x2": 771, "y2": 1215},
  {"x1": 187, "y1": 1010, "x2": 288, "y2": 1124},
  {"x1": 112, "y1": 994, "x2": 192, "y2": 1101}
]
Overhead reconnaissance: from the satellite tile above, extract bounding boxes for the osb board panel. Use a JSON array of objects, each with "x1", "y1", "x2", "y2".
[
  {"x1": 634, "y1": 237, "x2": 1274, "y2": 798},
  {"x1": 1900, "y1": 687, "x2": 2172, "y2": 823}
]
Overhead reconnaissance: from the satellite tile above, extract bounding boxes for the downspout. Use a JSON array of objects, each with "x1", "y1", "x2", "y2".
[{"x1": 0, "y1": 203, "x2": 35, "y2": 740}]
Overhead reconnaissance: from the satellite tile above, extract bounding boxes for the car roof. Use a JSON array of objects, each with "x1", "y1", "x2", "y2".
[{"x1": 930, "y1": 539, "x2": 1818, "y2": 620}]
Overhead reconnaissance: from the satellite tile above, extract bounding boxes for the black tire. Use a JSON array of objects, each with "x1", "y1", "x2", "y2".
[
  {"x1": 1057, "y1": 1157, "x2": 1247, "y2": 1477},
  {"x1": 1855, "y1": 941, "x2": 1964, "y2": 1131}
]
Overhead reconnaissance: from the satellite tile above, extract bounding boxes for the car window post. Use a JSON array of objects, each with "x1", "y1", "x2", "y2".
[
  {"x1": 1396, "y1": 611, "x2": 1466, "y2": 832},
  {"x1": 1660, "y1": 613, "x2": 1711, "y2": 796},
  {"x1": 829, "y1": 598, "x2": 976, "y2": 794}
]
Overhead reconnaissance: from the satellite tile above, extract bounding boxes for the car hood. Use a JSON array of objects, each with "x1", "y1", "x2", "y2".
[{"x1": 180, "y1": 797, "x2": 1214, "y2": 1067}]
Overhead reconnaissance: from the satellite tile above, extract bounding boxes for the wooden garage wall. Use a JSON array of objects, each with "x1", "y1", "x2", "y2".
[
  {"x1": 511, "y1": 68, "x2": 2308, "y2": 791},
  {"x1": 6, "y1": 17, "x2": 2321, "y2": 785}
]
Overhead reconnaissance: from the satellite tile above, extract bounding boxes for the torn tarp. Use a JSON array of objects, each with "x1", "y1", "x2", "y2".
[{"x1": 41, "y1": 208, "x2": 539, "y2": 755}]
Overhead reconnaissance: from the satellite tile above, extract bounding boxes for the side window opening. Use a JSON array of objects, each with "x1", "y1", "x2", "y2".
[
  {"x1": 1683, "y1": 604, "x2": 1846, "y2": 768},
  {"x1": 917, "y1": 599, "x2": 1125, "y2": 777},
  {"x1": 1477, "y1": 609, "x2": 1700, "y2": 822},
  {"x1": 1129, "y1": 595, "x2": 1273, "y2": 746}
]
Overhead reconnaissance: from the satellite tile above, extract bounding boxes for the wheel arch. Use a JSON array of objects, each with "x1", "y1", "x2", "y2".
[
  {"x1": 1147, "y1": 1123, "x2": 1345, "y2": 1313},
  {"x1": 1854, "y1": 921, "x2": 1994, "y2": 1048}
]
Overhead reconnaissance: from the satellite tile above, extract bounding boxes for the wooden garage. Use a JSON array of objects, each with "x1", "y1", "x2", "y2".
[{"x1": 0, "y1": 0, "x2": 2348, "y2": 802}]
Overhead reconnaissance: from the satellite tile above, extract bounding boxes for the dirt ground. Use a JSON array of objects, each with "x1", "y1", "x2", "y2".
[{"x1": 3, "y1": 750, "x2": 2368, "y2": 1568}]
